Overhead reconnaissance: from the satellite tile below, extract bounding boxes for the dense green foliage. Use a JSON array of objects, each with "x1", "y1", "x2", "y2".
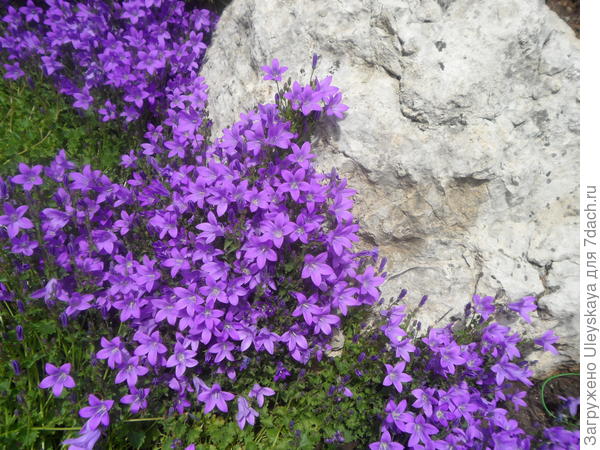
[{"x1": 0, "y1": 74, "x2": 142, "y2": 178}]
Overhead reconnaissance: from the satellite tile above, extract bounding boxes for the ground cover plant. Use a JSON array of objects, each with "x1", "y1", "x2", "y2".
[
  {"x1": 0, "y1": 73, "x2": 140, "y2": 177},
  {"x1": 0, "y1": 1, "x2": 580, "y2": 449}
]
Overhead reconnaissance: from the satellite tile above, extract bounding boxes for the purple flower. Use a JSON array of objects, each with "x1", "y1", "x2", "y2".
[
  {"x1": 236, "y1": 396, "x2": 259, "y2": 429},
  {"x1": 544, "y1": 427, "x2": 580, "y2": 448},
  {"x1": 384, "y1": 399, "x2": 413, "y2": 432},
  {"x1": 280, "y1": 326, "x2": 308, "y2": 352},
  {"x1": 62, "y1": 426, "x2": 102, "y2": 450},
  {"x1": 166, "y1": 343, "x2": 198, "y2": 378},
  {"x1": 15, "y1": 325, "x2": 23, "y2": 341},
  {"x1": 134, "y1": 331, "x2": 167, "y2": 366},
  {"x1": 491, "y1": 356, "x2": 533, "y2": 386},
  {"x1": 324, "y1": 92, "x2": 348, "y2": 119},
  {"x1": 39, "y1": 363, "x2": 76, "y2": 397},
  {"x1": 99, "y1": 100, "x2": 117, "y2": 122},
  {"x1": 69, "y1": 166, "x2": 100, "y2": 192},
  {"x1": 473, "y1": 294, "x2": 495, "y2": 320},
  {"x1": 558, "y1": 395, "x2": 579, "y2": 417},
  {"x1": 162, "y1": 247, "x2": 191, "y2": 277},
  {"x1": 42, "y1": 208, "x2": 70, "y2": 230},
  {"x1": 302, "y1": 252, "x2": 334, "y2": 286},
  {"x1": 11, "y1": 360, "x2": 21, "y2": 376},
  {"x1": 11, "y1": 234, "x2": 38, "y2": 256},
  {"x1": 196, "y1": 211, "x2": 223, "y2": 243},
  {"x1": 208, "y1": 340, "x2": 235, "y2": 363},
  {"x1": 291, "y1": 292, "x2": 320, "y2": 325},
  {"x1": 261, "y1": 58, "x2": 288, "y2": 82},
  {"x1": 369, "y1": 429, "x2": 404, "y2": 450},
  {"x1": 73, "y1": 89, "x2": 94, "y2": 110},
  {"x1": 92, "y1": 230, "x2": 118, "y2": 254},
  {"x1": 261, "y1": 212, "x2": 295, "y2": 247},
  {"x1": 510, "y1": 391, "x2": 528, "y2": 411},
  {"x1": 120, "y1": 388, "x2": 150, "y2": 414},
  {"x1": 284, "y1": 82, "x2": 322, "y2": 115},
  {"x1": 11, "y1": 163, "x2": 43, "y2": 191},
  {"x1": 382, "y1": 362, "x2": 412, "y2": 393},
  {"x1": 439, "y1": 343, "x2": 466, "y2": 374},
  {"x1": 313, "y1": 307, "x2": 341, "y2": 335},
  {"x1": 198, "y1": 383, "x2": 234, "y2": 413},
  {"x1": 248, "y1": 384, "x2": 275, "y2": 407},
  {"x1": 245, "y1": 235, "x2": 278, "y2": 269},
  {"x1": 63, "y1": 292, "x2": 94, "y2": 316},
  {"x1": 274, "y1": 362, "x2": 291, "y2": 382},
  {"x1": 356, "y1": 266, "x2": 385, "y2": 301},
  {"x1": 405, "y1": 414, "x2": 438, "y2": 447},
  {"x1": 3, "y1": 63, "x2": 25, "y2": 80},
  {"x1": 96, "y1": 337, "x2": 126, "y2": 369},
  {"x1": 79, "y1": 394, "x2": 113, "y2": 430},
  {"x1": 312, "y1": 53, "x2": 319, "y2": 69},
  {"x1": 508, "y1": 296, "x2": 537, "y2": 323},
  {"x1": 411, "y1": 388, "x2": 436, "y2": 417},
  {"x1": 278, "y1": 170, "x2": 310, "y2": 202},
  {"x1": 115, "y1": 356, "x2": 148, "y2": 387},
  {"x1": 534, "y1": 330, "x2": 559, "y2": 355},
  {"x1": 0, "y1": 203, "x2": 34, "y2": 238}
]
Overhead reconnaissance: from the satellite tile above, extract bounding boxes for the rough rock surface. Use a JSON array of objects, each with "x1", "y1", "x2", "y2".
[{"x1": 201, "y1": 0, "x2": 580, "y2": 375}]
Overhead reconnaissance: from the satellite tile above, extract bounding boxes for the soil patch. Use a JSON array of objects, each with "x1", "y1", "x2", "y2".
[
  {"x1": 547, "y1": 0, "x2": 580, "y2": 37},
  {"x1": 512, "y1": 370, "x2": 580, "y2": 437}
]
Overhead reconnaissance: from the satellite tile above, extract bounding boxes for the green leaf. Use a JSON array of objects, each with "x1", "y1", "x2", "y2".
[
  {"x1": 30, "y1": 319, "x2": 57, "y2": 336},
  {"x1": 127, "y1": 430, "x2": 146, "y2": 449}
]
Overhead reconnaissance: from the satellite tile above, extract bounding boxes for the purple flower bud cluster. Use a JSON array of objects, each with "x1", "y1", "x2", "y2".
[
  {"x1": 1, "y1": 1, "x2": 217, "y2": 123},
  {"x1": 369, "y1": 297, "x2": 579, "y2": 449}
]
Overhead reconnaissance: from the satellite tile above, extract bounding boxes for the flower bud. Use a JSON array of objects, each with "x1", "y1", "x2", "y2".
[{"x1": 11, "y1": 360, "x2": 21, "y2": 376}]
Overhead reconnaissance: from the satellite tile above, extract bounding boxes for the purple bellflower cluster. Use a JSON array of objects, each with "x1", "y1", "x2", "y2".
[
  {"x1": 0, "y1": 37, "x2": 387, "y2": 443},
  {"x1": 368, "y1": 295, "x2": 579, "y2": 449},
  {"x1": 1, "y1": 0, "x2": 216, "y2": 123}
]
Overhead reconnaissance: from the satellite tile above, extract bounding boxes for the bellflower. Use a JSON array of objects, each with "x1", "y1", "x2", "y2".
[
  {"x1": 0, "y1": 203, "x2": 34, "y2": 238},
  {"x1": 261, "y1": 58, "x2": 288, "y2": 82},
  {"x1": 62, "y1": 426, "x2": 102, "y2": 450},
  {"x1": 236, "y1": 396, "x2": 259, "y2": 429},
  {"x1": 120, "y1": 388, "x2": 150, "y2": 414},
  {"x1": 534, "y1": 330, "x2": 560, "y2": 355},
  {"x1": 558, "y1": 396, "x2": 580, "y2": 417},
  {"x1": 248, "y1": 384, "x2": 275, "y2": 408},
  {"x1": 508, "y1": 296, "x2": 537, "y2": 323},
  {"x1": 405, "y1": 414, "x2": 438, "y2": 447},
  {"x1": 11, "y1": 163, "x2": 43, "y2": 191},
  {"x1": 472, "y1": 294, "x2": 495, "y2": 320},
  {"x1": 166, "y1": 343, "x2": 198, "y2": 378},
  {"x1": 79, "y1": 395, "x2": 113, "y2": 430},
  {"x1": 197, "y1": 383, "x2": 234, "y2": 414},
  {"x1": 39, "y1": 363, "x2": 76, "y2": 397},
  {"x1": 369, "y1": 429, "x2": 404, "y2": 450},
  {"x1": 301, "y1": 252, "x2": 334, "y2": 286},
  {"x1": 382, "y1": 362, "x2": 412, "y2": 393}
]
